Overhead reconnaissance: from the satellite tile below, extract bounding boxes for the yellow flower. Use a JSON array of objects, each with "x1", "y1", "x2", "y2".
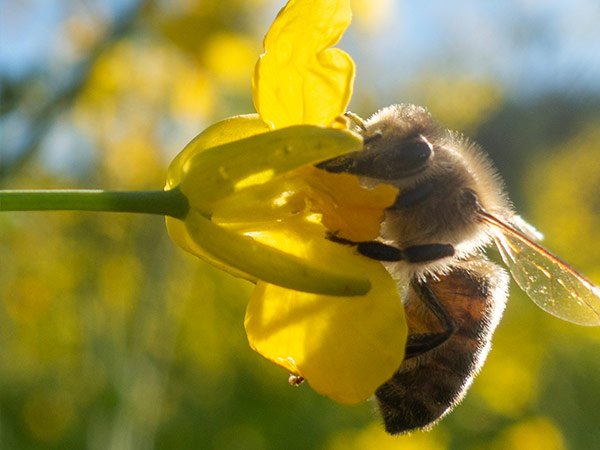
[
  {"x1": 252, "y1": 0, "x2": 355, "y2": 128},
  {"x1": 165, "y1": 0, "x2": 407, "y2": 404}
]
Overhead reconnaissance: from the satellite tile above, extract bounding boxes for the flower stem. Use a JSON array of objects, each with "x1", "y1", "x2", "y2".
[{"x1": 0, "y1": 188, "x2": 189, "y2": 219}]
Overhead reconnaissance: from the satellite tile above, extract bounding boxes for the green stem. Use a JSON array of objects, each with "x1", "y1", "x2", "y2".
[{"x1": 0, "y1": 188, "x2": 189, "y2": 219}]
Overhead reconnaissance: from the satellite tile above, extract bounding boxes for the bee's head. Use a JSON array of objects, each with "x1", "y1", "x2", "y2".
[
  {"x1": 317, "y1": 104, "x2": 511, "y2": 220},
  {"x1": 317, "y1": 104, "x2": 439, "y2": 180}
]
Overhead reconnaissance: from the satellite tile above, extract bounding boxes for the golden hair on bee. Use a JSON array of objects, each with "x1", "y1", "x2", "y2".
[{"x1": 317, "y1": 103, "x2": 600, "y2": 434}]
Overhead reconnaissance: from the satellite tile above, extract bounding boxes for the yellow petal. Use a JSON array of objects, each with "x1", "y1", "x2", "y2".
[
  {"x1": 241, "y1": 217, "x2": 407, "y2": 403},
  {"x1": 166, "y1": 114, "x2": 269, "y2": 280},
  {"x1": 253, "y1": 0, "x2": 355, "y2": 128},
  {"x1": 169, "y1": 210, "x2": 371, "y2": 296},
  {"x1": 166, "y1": 114, "x2": 269, "y2": 190},
  {"x1": 175, "y1": 125, "x2": 362, "y2": 214},
  {"x1": 165, "y1": 213, "x2": 254, "y2": 282},
  {"x1": 299, "y1": 167, "x2": 399, "y2": 241},
  {"x1": 211, "y1": 175, "x2": 308, "y2": 226},
  {"x1": 245, "y1": 242, "x2": 407, "y2": 404},
  {"x1": 212, "y1": 166, "x2": 398, "y2": 242}
]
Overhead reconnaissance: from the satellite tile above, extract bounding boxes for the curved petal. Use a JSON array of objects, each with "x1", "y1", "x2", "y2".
[
  {"x1": 166, "y1": 114, "x2": 269, "y2": 189},
  {"x1": 166, "y1": 114, "x2": 269, "y2": 280},
  {"x1": 175, "y1": 125, "x2": 362, "y2": 214},
  {"x1": 298, "y1": 167, "x2": 399, "y2": 242},
  {"x1": 245, "y1": 233, "x2": 407, "y2": 403},
  {"x1": 165, "y1": 214, "x2": 255, "y2": 282},
  {"x1": 253, "y1": 0, "x2": 355, "y2": 128},
  {"x1": 170, "y1": 210, "x2": 371, "y2": 296},
  {"x1": 212, "y1": 166, "x2": 398, "y2": 242}
]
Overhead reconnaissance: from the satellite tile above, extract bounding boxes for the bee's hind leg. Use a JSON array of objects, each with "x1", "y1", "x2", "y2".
[
  {"x1": 327, "y1": 235, "x2": 457, "y2": 356},
  {"x1": 403, "y1": 280, "x2": 457, "y2": 359},
  {"x1": 326, "y1": 230, "x2": 457, "y2": 358}
]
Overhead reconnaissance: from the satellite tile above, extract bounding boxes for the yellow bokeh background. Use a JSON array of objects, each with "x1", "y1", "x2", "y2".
[{"x1": 1, "y1": 1, "x2": 599, "y2": 449}]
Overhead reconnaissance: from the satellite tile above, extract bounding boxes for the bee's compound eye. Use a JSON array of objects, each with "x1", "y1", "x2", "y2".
[
  {"x1": 403, "y1": 135, "x2": 433, "y2": 166},
  {"x1": 316, "y1": 133, "x2": 433, "y2": 179},
  {"x1": 460, "y1": 189, "x2": 483, "y2": 212},
  {"x1": 376, "y1": 135, "x2": 433, "y2": 179}
]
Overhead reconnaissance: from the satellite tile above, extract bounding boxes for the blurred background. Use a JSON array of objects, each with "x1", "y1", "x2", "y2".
[{"x1": 1, "y1": 0, "x2": 599, "y2": 449}]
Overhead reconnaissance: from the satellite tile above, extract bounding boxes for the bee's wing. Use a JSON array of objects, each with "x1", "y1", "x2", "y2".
[
  {"x1": 480, "y1": 212, "x2": 600, "y2": 326},
  {"x1": 509, "y1": 215, "x2": 544, "y2": 242}
]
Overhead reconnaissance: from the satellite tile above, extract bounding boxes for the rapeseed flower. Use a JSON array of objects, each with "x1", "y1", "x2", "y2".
[{"x1": 165, "y1": 0, "x2": 407, "y2": 403}]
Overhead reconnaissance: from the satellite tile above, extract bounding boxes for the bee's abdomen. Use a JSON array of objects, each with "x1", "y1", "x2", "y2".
[
  {"x1": 375, "y1": 260, "x2": 508, "y2": 434},
  {"x1": 375, "y1": 338, "x2": 481, "y2": 433}
]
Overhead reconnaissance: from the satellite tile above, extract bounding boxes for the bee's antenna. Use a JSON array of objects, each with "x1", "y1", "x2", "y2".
[
  {"x1": 344, "y1": 111, "x2": 384, "y2": 144},
  {"x1": 344, "y1": 111, "x2": 367, "y2": 132}
]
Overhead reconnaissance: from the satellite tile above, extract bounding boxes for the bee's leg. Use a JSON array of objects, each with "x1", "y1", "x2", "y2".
[
  {"x1": 404, "y1": 280, "x2": 457, "y2": 359},
  {"x1": 329, "y1": 235, "x2": 456, "y2": 356},
  {"x1": 356, "y1": 242, "x2": 454, "y2": 263},
  {"x1": 356, "y1": 241, "x2": 403, "y2": 261},
  {"x1": 389, "y1": 181, "x2": 435, "y2": 210},
  {"x1": 401, "y1": 244, "x2": 454, "y2": 262},
  {"x1": 325, "y1": 234, "x2": 404, "y2": 261}
]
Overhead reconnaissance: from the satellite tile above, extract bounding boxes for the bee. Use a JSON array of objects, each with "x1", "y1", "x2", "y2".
[{"x1": 317, "y1": 104, "x2": 600, "y2": 434}]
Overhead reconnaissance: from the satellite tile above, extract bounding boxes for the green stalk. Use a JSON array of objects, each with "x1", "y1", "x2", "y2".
[{"x1": 0, "y1": 188, "x2": 189, "y2": 219}]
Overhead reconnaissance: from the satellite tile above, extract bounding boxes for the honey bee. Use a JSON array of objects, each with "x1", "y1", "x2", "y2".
[{"x1": 317, "y1": 104, "x2": 600, "y2": 434}]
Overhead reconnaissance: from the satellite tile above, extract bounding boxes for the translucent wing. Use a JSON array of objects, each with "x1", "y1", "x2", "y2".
[{"x1": 480, "y1": 212, "x2": 600, "y2": 326}]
